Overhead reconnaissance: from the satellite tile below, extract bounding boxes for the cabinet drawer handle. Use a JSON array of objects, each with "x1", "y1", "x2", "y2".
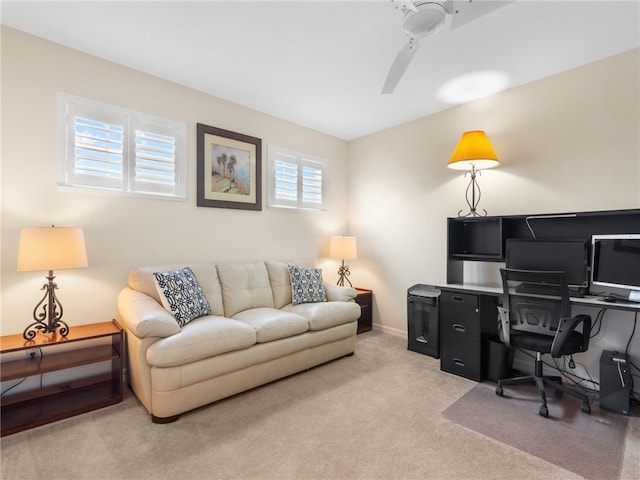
[
  {"x1": 451, "y1": 295, "x2": 465, "y2": 303},
  {"x1": 453, "y1": 358, "x2": 465, "y2": 366},
  {"x1": 452, "y1": 324, "x2": 466, "y2": 333}
]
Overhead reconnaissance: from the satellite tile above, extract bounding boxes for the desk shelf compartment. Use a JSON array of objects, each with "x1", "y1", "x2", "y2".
[
  {"x1": 446, "y1": 209, "x2": 640, "y2": 285},
  {"x1": 448, "y1": 217, "x2": 504, "y2": 261},
  {"x1": 0, "y1": 320, "x2": 124, "y2": 436}
]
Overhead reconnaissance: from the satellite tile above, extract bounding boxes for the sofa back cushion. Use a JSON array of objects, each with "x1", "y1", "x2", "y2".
[
  {"x1": 128, "y1": 263, "x2": 224, "y2": 316},
  {"x1": 217, "y1": 261, "x2": 275, "y2": 317},
  {"x1": 266, "y1": 260, "x2": 315, "y2": 309}
]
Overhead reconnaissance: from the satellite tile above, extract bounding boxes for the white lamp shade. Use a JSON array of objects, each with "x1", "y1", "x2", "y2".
[
  {"x1": 17, "y1": 227, "x2": 88, "y2": 272},
  {"x1": 329, "y1": 236, "x2": 357, "y2": 260}
]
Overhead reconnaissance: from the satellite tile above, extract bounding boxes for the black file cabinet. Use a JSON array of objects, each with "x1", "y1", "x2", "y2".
[{"x1": 440, "y1": 290, "x2": 498, "y2": 381}]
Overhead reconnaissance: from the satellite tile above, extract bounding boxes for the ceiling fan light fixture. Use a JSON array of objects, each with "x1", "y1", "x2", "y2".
[{"x1": 403, "y1": 2, "x2": 447, "y2": 38}]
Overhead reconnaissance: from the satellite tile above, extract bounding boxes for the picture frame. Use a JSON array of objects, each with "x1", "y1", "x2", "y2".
[{"x1": 196, "y1": 123, "x2": 262, "y2": 210}]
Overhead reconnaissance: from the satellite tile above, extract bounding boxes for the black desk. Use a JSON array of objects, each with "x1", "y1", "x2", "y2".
[
  {"x1": 437, "y1": 283, "x2": 640, "y2": 381},
  {"x1": 442, "y1": 283, "x2": 640, "y2": 311}
]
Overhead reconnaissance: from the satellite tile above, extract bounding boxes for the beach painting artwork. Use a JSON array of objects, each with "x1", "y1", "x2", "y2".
[
  {"x1": 209, "y1": 142, "x2": 251, "y2": 196},
  {"x1": 197, "y1": 123, "x2": 262, "y2": 210}
]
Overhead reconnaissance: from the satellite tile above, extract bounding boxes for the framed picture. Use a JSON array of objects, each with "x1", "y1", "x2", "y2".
[{"x1": 196, "y1": 123, "x2": 262, "y2": 210}]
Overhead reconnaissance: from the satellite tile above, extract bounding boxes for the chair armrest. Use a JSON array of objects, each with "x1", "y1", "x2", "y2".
[
  {"x1": 550, "y1": 314, "x2": 592, "y2": 357},
  {"x1": 323, "y1": 282, "x2": 357, "y2": 302}
]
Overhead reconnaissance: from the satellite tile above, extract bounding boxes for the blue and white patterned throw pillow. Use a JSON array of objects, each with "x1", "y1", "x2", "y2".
[
  {"x1": 288, "y1": 264, "x2": 328, "y2": 305},
  {"x1": 153, "y1": 267, "x2": 212, "y2": 327}
]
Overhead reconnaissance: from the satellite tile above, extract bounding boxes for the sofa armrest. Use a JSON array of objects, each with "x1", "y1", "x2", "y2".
[
  {"x1": 323, "y1": 283, "x2": 357, "y2": 302},
  {"x1": 117, "y1": 287, "x2": 181, "y2": 338}
]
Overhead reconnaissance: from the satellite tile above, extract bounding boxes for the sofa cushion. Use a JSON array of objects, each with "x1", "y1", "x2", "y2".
[
  {"x1": 217, "y1": 261, "x2": 275, "y2": 317},
  {"x1": 232, "y1": 308, "x2": 309, "y2": 343},
  {"x1": 266, "y1": 260, "x2": 314, "y2": 309},
  {"x1": 283, "y1": 301, "x2": 361, "y2": 331},
  {"x1": 153, "y1": 267, "x2": 212, "y2": 327},
  {"x1": 288, "y1": 265, "x2": 327, "y2": 305},
  {"x1": 146, "y1": 316, "x2": 257, "y2": 367},
  {"x1": 129, "y1": 263, "x2": 225, "y2": 316}
]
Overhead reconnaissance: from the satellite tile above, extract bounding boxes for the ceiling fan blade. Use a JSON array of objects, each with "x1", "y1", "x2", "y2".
[
  {"x1": 447, "y1": 0, "x2": 513, "y2": 30},
  {"x1": 381, "y1": 39, "x2": 420, "y2": 94}
]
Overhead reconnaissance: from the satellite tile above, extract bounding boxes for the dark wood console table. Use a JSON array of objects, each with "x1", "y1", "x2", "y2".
[{"x1": 0, "y1": 320, "x2": 124, "y2": 436}]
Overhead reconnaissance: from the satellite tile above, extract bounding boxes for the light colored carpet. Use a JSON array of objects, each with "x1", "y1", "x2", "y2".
[
  {"x1": 1, "y1": 331, "x2": 637, "y2": 479},
  {"x1": 443, "y1": 381, "x2": 628, "y2": 479}
]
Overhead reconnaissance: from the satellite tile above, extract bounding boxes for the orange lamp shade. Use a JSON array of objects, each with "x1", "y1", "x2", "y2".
[{"x1": 448, "y1": 130, "x2": 500, "y2": 171}]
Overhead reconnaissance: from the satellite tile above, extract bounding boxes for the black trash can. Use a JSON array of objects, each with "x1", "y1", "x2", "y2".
[
  {"x1": 486, "y1": 335, "x2": 512, "y2": 381},
  {"x1": 407, "y1": 284, "x2": 440, "y2": 358}
]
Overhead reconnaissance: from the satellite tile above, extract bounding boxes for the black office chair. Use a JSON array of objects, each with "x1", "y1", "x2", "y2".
[{"x1": 495, "y1": 268, "x2": 592, "y2": 417}]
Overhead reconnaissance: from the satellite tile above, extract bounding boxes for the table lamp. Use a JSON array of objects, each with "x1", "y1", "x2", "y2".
[
  {"x1": 329, "y1": 236, "x2": 357, "y2": 287},
  {"x1": 17, "y1": 226, "x2": 88, "y2": 340},
  {"x1": 447, "y1": 130, "x2": 500, "y2": 217}
]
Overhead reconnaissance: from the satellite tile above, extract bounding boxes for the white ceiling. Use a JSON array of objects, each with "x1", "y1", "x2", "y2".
[{"x1": 2, "y1": 1, "x2": 639, "y2": 140}]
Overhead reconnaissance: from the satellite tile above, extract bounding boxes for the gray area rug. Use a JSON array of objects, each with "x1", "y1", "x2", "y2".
[{"x1": 442, "y1": 381, "x2": 629, "y2": 480}]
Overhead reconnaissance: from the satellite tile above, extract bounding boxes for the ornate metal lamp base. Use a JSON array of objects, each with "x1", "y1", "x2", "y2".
[
  {"x1": 23, "y1": 271, "x2": 69, "y2": 340},
  {"x1": 457, "y1": 166, "x2": 488, "y2": 217},
  {"x1": 336, "y1": 261, "x2": 353, "y2": 287}
]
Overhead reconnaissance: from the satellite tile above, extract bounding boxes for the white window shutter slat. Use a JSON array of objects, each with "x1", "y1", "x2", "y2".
[
  {"x1": 57, "y1": 92, "x2": 186, "y2": 199},
  {"x1": 268, "y1": 146, "x2": 326, "y2": 211}
]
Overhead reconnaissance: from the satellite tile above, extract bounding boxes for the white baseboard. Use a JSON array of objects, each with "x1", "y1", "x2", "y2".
[{"x1": 372, "y1": 323, "x2": 407, "y2": 339}]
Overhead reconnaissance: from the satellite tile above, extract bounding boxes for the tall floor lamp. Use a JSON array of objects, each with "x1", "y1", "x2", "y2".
[
  {"x1": 329, "y1": 236, "x2": 357, "y2": 287},
  {"x1": 448, "y1": 130, "x2": 500, "y2": 217},
  {"x1": 17, "y1": 226, "x2": 88, "y2": 340}
]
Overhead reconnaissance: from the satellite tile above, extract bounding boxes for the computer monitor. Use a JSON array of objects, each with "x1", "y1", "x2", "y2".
[
  {"x1": 591, "y1": 234, "x2": 640, "y2": 301},
  {"x1": 505, "y1": 238, "x2": 589, "y2": 290}
]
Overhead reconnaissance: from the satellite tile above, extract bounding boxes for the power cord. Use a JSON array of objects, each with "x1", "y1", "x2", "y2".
[
  {"x1": 589, "y1": 308, "x2": 607, "y2": 340},
  {"x1": 624, "y1": 312, "x2": 638, "y2": 355},
  {"x1": 554, "y1": 355, "x2": 599, "y2": 393},
  {"x1": 515, "y1": 347, "x2": 599, "y2": 394},
  {"x1": 1, "y1": 346, "x2": 45, "y2": 396},
  {"x1": 1, "y1": 377, "x2": 27, "y2": 396}
]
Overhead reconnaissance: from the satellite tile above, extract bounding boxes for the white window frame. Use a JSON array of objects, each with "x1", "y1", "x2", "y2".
[
  {"x1": 268, "y1": 145, "x2": 326, "y2": 212},
  {"x1": 57, "y1": 92, "x2": 187, "y2": 200}
]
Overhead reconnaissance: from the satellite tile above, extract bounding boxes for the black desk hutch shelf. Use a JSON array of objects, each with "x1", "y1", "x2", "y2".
[{"x1": 446, "y1": 208, "x2": 640, "y2": 284}]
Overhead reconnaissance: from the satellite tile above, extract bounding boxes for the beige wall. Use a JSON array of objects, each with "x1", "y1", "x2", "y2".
[
  {"x1": 2, "y1": 24, "x2": 639, "y2": 369},
  {"x1": 347, "y1": 48, "x2": 640, "y2": 336},
  {"x1": 1, "y1": 27, "x2": 350, "y2": 335}
]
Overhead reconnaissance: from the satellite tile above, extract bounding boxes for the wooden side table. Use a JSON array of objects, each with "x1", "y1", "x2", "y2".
[
  {"x1": 355, "y1": 288, "x2": 373, "y2": 334},
  {"x1": 0, "y1": 320, "x2": 124, "y2": 436}
]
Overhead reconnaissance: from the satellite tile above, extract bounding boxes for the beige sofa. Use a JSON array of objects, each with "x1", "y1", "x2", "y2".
[{"x1": 117, "y1": 260, "x2": 361, "y2": 422}]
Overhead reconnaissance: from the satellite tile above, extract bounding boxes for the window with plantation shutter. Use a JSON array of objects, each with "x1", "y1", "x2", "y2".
[
  {"x1": 268, "y1": 146, "x2": 326, "y2": 211},
  {"x1": 57, "y1": 93, "x2": 186, "y2": 199}
]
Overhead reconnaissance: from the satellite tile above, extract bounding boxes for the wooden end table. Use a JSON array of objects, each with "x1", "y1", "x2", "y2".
[
  {"x1": 0, "y1": 320, "x2": 124, "y2": 436},
  {"x1": 355, "y1": 288, "x2": 373, "y2": 334}
]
